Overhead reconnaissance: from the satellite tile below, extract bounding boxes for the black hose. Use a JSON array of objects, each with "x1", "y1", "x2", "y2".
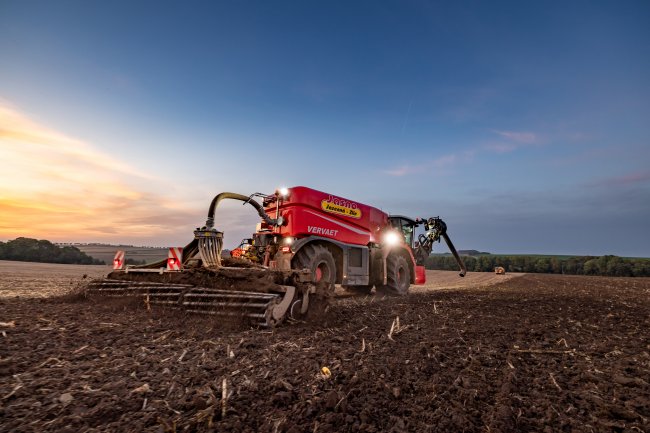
[
  {"x1": 205, "y1": 192, "x2": 278, "y2": 228},
  {"x1": 425, "y1": 217, "x2": 466, "y2": 277},
  {"x1": 441, "y1": 232, "x2": 467, "y2": 277}
]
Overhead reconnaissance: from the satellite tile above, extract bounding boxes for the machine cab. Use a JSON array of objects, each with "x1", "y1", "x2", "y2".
[{"x1": 388, "y1": 215, "x2": 418, "y2": 249}]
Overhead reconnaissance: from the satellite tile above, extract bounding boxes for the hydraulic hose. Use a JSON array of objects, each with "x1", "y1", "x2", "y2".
[
  {"x1": 440, "y1": 232, "x2": 467, "y2": 277},
  {"x1": 204, "y1": 192, "x2": 279, "y2": 229},
  {"x1": 419, "y1": 217, "x2": 467, "y2": 277}
]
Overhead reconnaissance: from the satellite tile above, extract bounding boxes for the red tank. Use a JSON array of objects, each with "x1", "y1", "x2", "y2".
[{"x1": 264, "y1": 186, "x2": 388, "y2": 245}]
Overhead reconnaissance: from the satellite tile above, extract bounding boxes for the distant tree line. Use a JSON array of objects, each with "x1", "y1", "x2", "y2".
[
  {"x1": 426, "y1": 254, "x2": 650, "y2": 277},
  {"x1": 0, "y1": 238, "x2": 105, "y2": 265}
]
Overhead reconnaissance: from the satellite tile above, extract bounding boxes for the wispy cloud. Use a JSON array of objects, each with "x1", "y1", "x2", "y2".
[
  {"x1": 384, "y1": 154, "x2": 457, "y2": 177},
  {"x1": 483, "y1": 143, "x2": 519, "y2": 153},
  {"x1": 383, "y1": 129, "x2": 542, "y2": 176},
  {"x1": 0, "y1": 103, "x2": 145, "y2": 179},
  {"x1": 610, "y1": 171, "x2": 650, "y2": 186},
  {"x1": 484, "y1": 129, "x2": 541, "y2": 154},
  {"x1": 0, "y1": 100, "x2": 199, "y2": 243},
  {"x1": 586, "y1": 171, "x2": 650, "y2": 188},
  {"x1": 492, "y1": 130, "x2": 538, "y2": 144}
]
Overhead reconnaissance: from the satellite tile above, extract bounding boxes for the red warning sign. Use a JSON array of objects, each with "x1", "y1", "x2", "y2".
[
  {"x1": 167, "y1": 247, "x2": 183, "y2": 271},
  {"x1": 113, "y1": 250, "x2": 125, "y2": 270}
]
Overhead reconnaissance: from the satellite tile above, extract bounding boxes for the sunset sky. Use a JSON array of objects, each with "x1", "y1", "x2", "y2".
[{"x1": 1, "y1": 1, "x2": 649, "y2": 255}]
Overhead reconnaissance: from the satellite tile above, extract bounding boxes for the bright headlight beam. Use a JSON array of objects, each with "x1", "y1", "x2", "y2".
[
  {"x1": 278, "y1": 187, "x2": 289, "y2": 197},
  {"x1": 383, "y1": 231, "x2": 401, "y2": 246}
]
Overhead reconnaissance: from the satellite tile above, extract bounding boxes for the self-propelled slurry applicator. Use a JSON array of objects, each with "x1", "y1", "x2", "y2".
[{"x1": 87, "y1": 186, "x2": 466, "y2": 326}]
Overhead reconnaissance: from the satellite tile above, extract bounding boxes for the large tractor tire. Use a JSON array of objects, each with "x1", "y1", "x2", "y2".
[
  {"x1": 378, "y1": 254, "x2": 411, "y2": 295},
  {"x1": 293, "y1": 244, "x2": 337, "y2": 291}
]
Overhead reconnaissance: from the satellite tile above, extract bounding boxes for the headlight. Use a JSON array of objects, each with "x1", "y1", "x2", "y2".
[
  {"x1": 277, "y1": 187, "x2": 289, "y2": 197},
  {"x1": 383, "y1": 231, "x2": 401, "y2": 246}
]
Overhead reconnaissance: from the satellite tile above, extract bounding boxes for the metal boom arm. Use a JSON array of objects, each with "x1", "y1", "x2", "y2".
[{"x1": 414, "y1": 217, "x2": 467, "y2": 277}]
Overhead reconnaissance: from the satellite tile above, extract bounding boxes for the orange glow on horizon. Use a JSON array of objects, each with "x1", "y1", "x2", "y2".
[{"x1": 0, "y1": 100, "x2": 197, "y2": 243}]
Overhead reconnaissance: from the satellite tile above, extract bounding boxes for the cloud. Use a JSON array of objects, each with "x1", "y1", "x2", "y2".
[
  {"x1": 484, "y1": 130, "x2": 540, "y2": 154},
  {"x1": 384, "y1": 154, "x2": 457, "y2": 177},
  {"x1": 586, "y1": 171, "x2": 650, "y2": 188},
  {"x1": 493, "y1": 130, "x2": 538, "y2": 144},
  {"x1": 611, "y1": 171, "x2": 650, "y2": 185},
  {"x1": 383, "y1": 130, "x2": 542, "y2": 177},
  {"x1": 0, "y1": 103, "x2": 145, "y2": 179},
  {"x1": 483, "y1": 143, "x2": 518, "y2": 153},
  {"x1": 0, "y1": 100, "x2": 201, "y2": 244}
]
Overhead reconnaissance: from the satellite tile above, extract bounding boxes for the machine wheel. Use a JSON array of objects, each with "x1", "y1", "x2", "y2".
[
  {"x1": 379, "y1": 254, "x2": 411, "y2": 295},
  {"x1": 293, "y1": 244, "x2": 337, "y2": 292}
]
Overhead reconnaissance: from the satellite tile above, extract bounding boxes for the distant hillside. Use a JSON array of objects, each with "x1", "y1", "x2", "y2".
[
  {"x1": 69, "y1": 244, "x2": 232, "y2": 265},
  {"x1": 0, "y1": 238, "x2": 104, "y2": 265},
  {"x1": 72, "y1": 244, "x2": 168, "y2": 265},
  {"x1": 458, "y1": 249, "x2": 491, "y2": 256}
]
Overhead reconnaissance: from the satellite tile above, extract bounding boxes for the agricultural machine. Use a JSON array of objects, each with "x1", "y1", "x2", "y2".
[{"x1": 88, "y1": 186, "x2": 466, "y2": 326}]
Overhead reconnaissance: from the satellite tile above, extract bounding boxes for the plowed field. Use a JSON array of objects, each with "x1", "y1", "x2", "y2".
[{"x1": 1, "y1": 261, "x2": 649, "y2": 432}]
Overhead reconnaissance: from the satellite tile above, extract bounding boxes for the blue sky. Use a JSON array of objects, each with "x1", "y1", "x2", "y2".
[{"x1": 1, "y1": 0, "x2": 649, "y2": 255}]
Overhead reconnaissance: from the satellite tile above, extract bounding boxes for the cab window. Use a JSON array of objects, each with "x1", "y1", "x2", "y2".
[{"x1": 389, "y1": 217, "x2": 414, "y2": 247}]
